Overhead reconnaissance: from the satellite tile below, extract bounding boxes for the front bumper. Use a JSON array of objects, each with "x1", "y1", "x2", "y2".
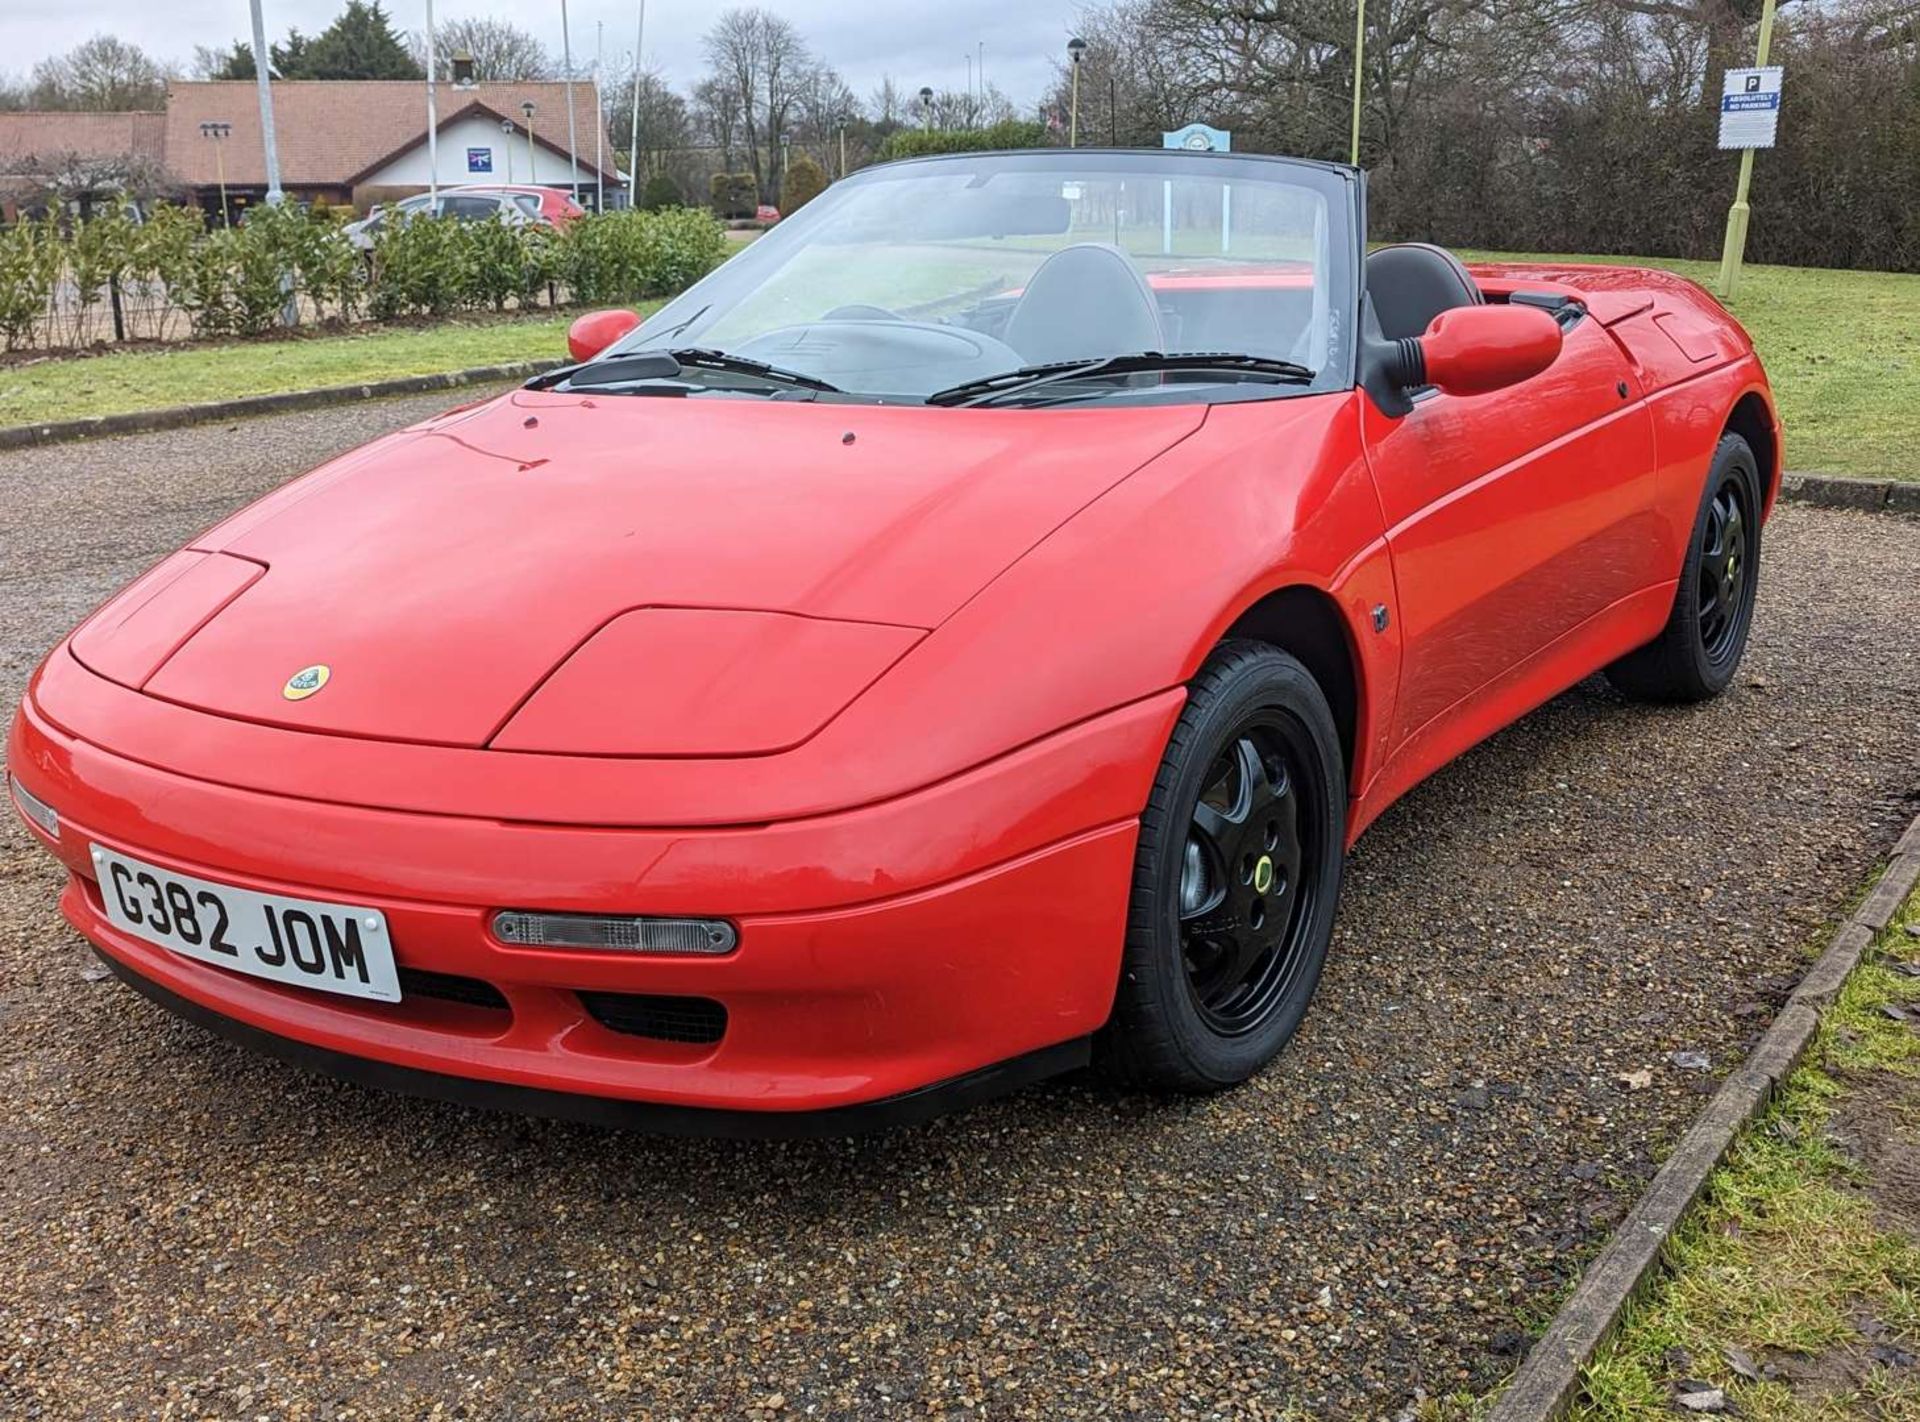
[{"x1": 11, "y1": 668, "x2": 1176, "y2": 1129}]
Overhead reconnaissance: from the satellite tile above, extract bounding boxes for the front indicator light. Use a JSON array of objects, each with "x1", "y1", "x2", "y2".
[
  {"x1": 491, "y1": 911, "x2": 737, "y2": 954},
  {"x1": 8, "y1": 776, "x2": 60, "y2": 841}
]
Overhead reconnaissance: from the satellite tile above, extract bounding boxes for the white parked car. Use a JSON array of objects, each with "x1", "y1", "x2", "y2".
[{"x1": 343, "y1": 185, "x2": 585, "y2": 250}]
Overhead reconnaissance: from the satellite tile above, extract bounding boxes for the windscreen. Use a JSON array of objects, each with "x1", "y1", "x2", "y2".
[{"x1": 616, "y1": 151, "x2": 1357, "y2": 404}]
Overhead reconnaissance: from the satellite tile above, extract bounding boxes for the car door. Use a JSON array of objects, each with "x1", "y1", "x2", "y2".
[{"x1": 1361, "y1": 309, "x2": 1659, "y2": 750}]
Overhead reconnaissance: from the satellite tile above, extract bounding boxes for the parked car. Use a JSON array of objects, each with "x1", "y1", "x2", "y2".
[
  {"x1": 343, "y1": 185, "x2": 585, "y2": 250},
  {"x1": 755, "y1": 203, "x2": 781, "y2": 224},
  {"x1": 11, "y1": 148, "x2": 1779, "y2": 1136}
]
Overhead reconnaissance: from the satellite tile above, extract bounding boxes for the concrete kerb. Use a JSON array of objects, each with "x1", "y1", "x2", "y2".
[
  {"x1": 1484, "y1": 814, "x2": 1920, "y2": 1422},
  {"x1": 0, "y1": 359, "x2": 565, "y2": 453}
]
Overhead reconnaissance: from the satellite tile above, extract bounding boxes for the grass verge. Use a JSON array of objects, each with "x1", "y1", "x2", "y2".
[
  {"x1": 0, "y1": 309, "x2": 659, "y2": 429},
  {"x1": 1461, "y1": 252, "x2": 1920, "y2": 481},
  {"x1": 1570, "y1": 886, "x2": 1920, "y2": 1421}
]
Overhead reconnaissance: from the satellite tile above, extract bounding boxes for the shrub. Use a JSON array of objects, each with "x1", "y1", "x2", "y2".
[
  {"x1": 237, "y1": 200, "x2": 361, "y2": 327},
  {"x1": 0, "y1": 198, "x2": 721, "y2": 350},
  {"x1": 636, "y1": 207, "x2": 729, "y2": 295},
  {"x1": 64, "y1": 205, "x2": 137, "y2": 345},
  {"x1": 708, "y1": 171, "x2": 759, "y2": 219},
  {"x1": 640, "y1": 173, "x2": 683, "y2": 211},
  {"x1": 557, "y1": 207, "x2": 728, "y2": 305},
  {"x1": 780, "y1": 154, "x2": 829, "y2": 215},
  {"x1": 0, "y1": 216, "x2": 60, "y2": 351},
  {"x1": 368, "y1": 211, "x2": 467, "y2": 319},
  {"x1": 174, "y1": 228, "x2": 240, "y2": 338},
  {"x1": 515, "y1": 224, "x2": 561, "y2": 309},
  {"x1": 875, "y1": 121, "x2": 1051, "y2": 163},
  {"x1": 129, "y1": 203, "x2": 205, "y2": 338},
  {"x1": 463, "y1": 215, "x2": 529, "y2": 312}
]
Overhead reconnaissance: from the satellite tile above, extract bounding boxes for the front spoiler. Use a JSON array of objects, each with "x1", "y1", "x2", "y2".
[{"x1": 96, "y1": 946, "x2": 1094, "y2": 1139}]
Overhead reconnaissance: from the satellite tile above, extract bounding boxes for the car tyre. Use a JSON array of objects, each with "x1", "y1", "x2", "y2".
[
  {"x1": 1098, "y1": 640, "x2": 1346, "y2": 1092},
  {"x1": 1606, "y1": 433, "x2": 1763, "y2": 703}
]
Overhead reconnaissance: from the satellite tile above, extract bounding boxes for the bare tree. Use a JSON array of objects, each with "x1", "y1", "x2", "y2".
[
  {"x1": 700, "y1": 8, "x2": 816, "y2": 200},
  {"x1": 868, "y1": 75, "x2": 907, "y2": 130},
  {"x1": 604, "y1": 62, "x2": 692, "y2": 169},
  {"x1": 407, "y1": 17, "x2": 554, "y2": 80},
  {"x1": 694, "y1": 75, "x2": 743, "y2": 171},
  {"x1": 28, "y1": 35, "x2": 170, "y2": 111}
]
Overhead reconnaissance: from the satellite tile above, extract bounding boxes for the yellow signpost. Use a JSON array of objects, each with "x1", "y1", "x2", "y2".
[
  {"x1": 1715, "y1": 0, "x2": 1782, "y2": 299},
  {"x1": 1350, "y1": 0, "x2": 1367, "y2": 167}
]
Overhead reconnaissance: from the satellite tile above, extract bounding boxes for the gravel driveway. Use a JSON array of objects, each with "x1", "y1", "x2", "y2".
[{"x1": 1, "y1": 397, "x2": 1915, "y2": 1420}]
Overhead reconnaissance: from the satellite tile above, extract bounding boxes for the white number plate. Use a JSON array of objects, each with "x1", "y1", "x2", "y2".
[{"x1": 92, "y1": 846, "x2": 401, "y2": 1003}]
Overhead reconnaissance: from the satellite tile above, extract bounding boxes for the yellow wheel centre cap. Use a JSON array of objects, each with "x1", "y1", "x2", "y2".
[{"x1": 1253, "y1": 855, "x2": 1276, "y2": 895}]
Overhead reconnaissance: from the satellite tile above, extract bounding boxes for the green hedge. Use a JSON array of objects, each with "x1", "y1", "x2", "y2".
[
  {"x1": 0, "y1": 201, "x2": 730, "y2": 351},
  {"x1": 875, "y1": 121, "x2": 1052, "y2": 163}
]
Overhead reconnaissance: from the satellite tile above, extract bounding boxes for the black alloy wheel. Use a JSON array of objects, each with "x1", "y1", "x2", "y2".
[
  {"x1": 1100, "y1": 641, "x2": 1346, "y2": 1092},
  {"x1": 1605, "y1": 432, "x2": 1764, "y2": 703},
  {"x1": 1177, "y1": 717, "x2": 1324, "y2": 1037},
  {"x1": 1696, "y1": 477, "x2": 1751, "y2": 666}
]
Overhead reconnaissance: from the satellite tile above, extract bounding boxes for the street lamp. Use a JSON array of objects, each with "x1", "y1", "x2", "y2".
[
  {"x1": 919, "y1": 85, "x2": 934, "y2": 130},
  {"x1": 1066, "y1": 37, "x2": 1087, "y2": 148},
  {"x1": 522, "y1": 100, "x2": 537, "y2": 183},
  {"x1": 199, "y1": 120, "x2": 233, "y2": 227},
  {"x1": 501, "y1": 116, "x2": 516, "y2": 182}
]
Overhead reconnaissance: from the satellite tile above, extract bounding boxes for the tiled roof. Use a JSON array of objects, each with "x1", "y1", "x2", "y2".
[
  {"x1": 162, "y1": 80, "x2": 618, "y2": 187},
  {"x1": 0, "y1": 111, "x2": 165, "y2": 171}
]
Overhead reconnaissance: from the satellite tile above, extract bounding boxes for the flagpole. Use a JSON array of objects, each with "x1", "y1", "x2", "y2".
[
  {"x1": 560, "y1": 0, "x2": 580, "y2": 203},
  {"x1": 628, "y1": 0, "x2": 646, "y2": 206},
  {"x1": 248, "y1": 0, "x2": 284, "y2": 205},
  {"x1": 424, "y1": 0, "x2": 439, "y2": 202},
  {"x1": 594, "y1": 20, "x2": 605, "y2": 211}
]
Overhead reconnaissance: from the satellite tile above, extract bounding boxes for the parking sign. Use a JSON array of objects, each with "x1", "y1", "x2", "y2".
[{"x1": 1718, "y1": 67, "x2": 1783, "y2": 150}]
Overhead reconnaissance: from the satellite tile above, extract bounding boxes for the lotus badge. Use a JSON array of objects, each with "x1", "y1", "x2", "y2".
[{"x1": 282, "y1": 664, "x2": 331, "y2": 701}]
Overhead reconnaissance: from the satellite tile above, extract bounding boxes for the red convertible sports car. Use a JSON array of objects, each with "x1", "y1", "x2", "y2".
[{"x1": 9, "y1": 149, "x2": 1778, "y2": 1135}]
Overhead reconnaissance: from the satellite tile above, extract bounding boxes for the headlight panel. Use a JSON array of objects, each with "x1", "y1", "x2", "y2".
[
  {"x1": 8, "y1": 775, "x2": 60, "y2": 841},
  {"x1": 491, "y1": 911, "x2": 737, "y2": 955}
]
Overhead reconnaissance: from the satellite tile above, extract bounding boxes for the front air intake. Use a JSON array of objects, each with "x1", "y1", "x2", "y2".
[
  {"x1": 578, "y1": 992, "x2": 728, "y2": 1045},
  {"x1": 397, "y1": 967, "x2": 509, "y2": 1011}
]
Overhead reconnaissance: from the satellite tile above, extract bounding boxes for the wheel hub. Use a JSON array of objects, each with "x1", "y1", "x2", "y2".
[
  {"x1": 1176, "y1": 719, "x2": 1318, "y2": 1036},
  {"x1": 1698, "y1": 478, "x2": 1752, "y2": 664}
]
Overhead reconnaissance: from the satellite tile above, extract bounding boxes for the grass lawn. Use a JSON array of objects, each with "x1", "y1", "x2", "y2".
[
  {"x1": 1463, "y1": 252, "x2": 1920, "y2": 481},
  {"x1": 0, "y1": 310, "x2": 648, "y2": 429},
  {"x1": 1567, "y1": 887, "x2": 1920, "y2": 1420},
  {"x1": 0, "y1": 255, "x2": 1915, "y2": 481}
]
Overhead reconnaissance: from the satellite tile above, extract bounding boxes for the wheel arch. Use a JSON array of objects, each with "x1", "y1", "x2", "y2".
[
  {"x1": 1215, "y1": 584, "x2": 1363, "y2": 785},
  {"x1": 1725, "y1": 388, "x2": 1780, "y2": 512}
]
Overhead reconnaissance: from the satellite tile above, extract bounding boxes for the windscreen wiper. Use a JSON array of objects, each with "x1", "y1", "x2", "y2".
[
  {"x1": 526, "y1": 347, "x2": 842, "y2": 394},
  {"x1": 924, "y1": 351, "x2": 1317, "y2": 408}
]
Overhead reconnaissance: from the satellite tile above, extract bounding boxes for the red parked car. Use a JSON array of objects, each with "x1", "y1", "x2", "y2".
[{"x1": 10, "y1": 150, "x2": 1778, "y2": 1136}]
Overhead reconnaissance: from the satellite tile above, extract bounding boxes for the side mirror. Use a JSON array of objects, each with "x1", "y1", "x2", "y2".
[
  {"x1": 1415, "y1": 304, "x2": 1563, "y2": 397},
  {"x1": 566, "y1": 308, "x2": 642, "y2": 363}
]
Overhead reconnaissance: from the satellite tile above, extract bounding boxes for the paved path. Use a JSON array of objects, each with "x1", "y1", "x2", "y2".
[{"x1": 1, "y1": 395, "x2": 1916, "y2": 1418}]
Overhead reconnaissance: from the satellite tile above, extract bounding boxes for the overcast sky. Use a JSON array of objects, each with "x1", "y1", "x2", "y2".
[{"x1": 6, "y1": 0, "x2": 1081, "y2": 109}]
